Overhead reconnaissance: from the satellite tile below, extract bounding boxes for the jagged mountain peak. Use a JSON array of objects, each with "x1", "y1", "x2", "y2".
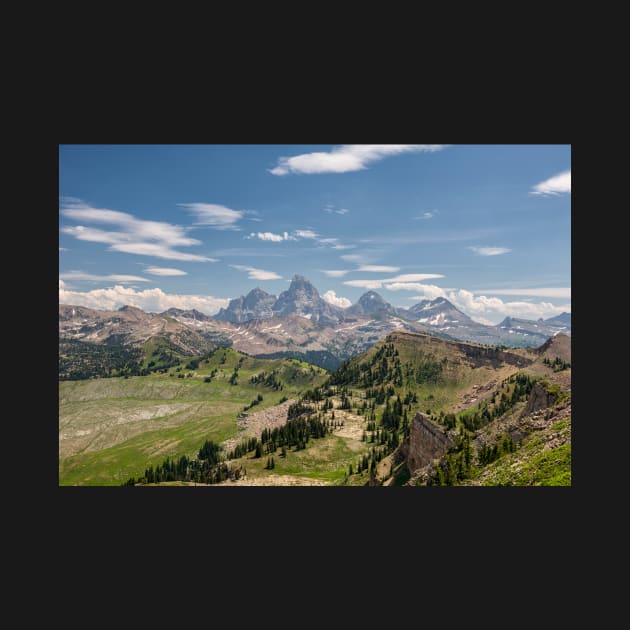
[
  {"x1": 347, "y1": 291, "x2": 395, "y2": 317},
  {"x1": 273, "y1": 275, "x2": 342, "y2": 323},
  {"x1": 215, "y1": 286, "x2": 277, "y2": 324}
]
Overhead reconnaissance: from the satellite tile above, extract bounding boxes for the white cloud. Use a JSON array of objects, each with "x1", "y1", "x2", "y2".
[
  {"x1": 322, "y1": 290, "x2": 352, "y2": 308},
  {"x1": 270, "y1": 144, "x2": 447, "y2": 175},
  {"x1": 180, "y1": 203, "x2": 246, "y2": 230},
  {"x1": 344, "y1": 273, "x2": 445, "y2": 290},
  {"x1": 111, "y1": 242, "x2": 215, "y2": 262},
  {"x1": 331, "y1": 244, "x2": 356, "y2": 250},
  {"x1": 343, "y1": 279, "x2": 386, "y2": 289},
  {"x1": 384, "y1": 283, "x2": 448, "y2": 299},
  {"x1": 61, "y1": 199, "x2": 214, "y2": 262},
  {"x1": 387, "y1": 273, "x2": 445, "y2": 282},
  {"x1": 396, "y1": 284, "x2": 571, "y2": 323},
  {"x1": 320, "y1": 269, "x2": 350, "y2": 277},
  {"x1": 447, "y1": 289, "x2": 570, "y2": 323},
  {"x1": 414, "y1": 210, "x2": 437, "y2": 220},
  {"x1": 59, "y1": 284, "x2": 229, "y2": 315},
  {"x1": 246, "y1": 231, "x2": 295, "y2": 242},
  {"x1": 357, "y1": 265, "x2": 400, "y2": 273},
  {"x1": 293, "y1": 229, "x2": 319, "y2": 239},
  {"x1": 469, "y1": 246, "x2": 511, "y2": 256},
  {"x1": 60, "y1": 271, "x2": 149, "y2": 284},
  {"x1": 474, "y1": 287, "x2": 571, "y2": 298},
  {"x1": 59, "y1": 247, "x2": 69, "y2": 251},
  {"x1": 531, "y1": 170, "x2": 571, "y2": 196},
  {"x1": 145, "y1": 266, "x2": 188, "y2": 276},
  {"x1": 230, "y1": 265, "x2": 282, "y2": 280},
  {"x1": 336, "y1": 208, "x2": 350, "y2": 215},
  {"x1": 341, "y1": 254, "x2": 368, "y2": 263}
]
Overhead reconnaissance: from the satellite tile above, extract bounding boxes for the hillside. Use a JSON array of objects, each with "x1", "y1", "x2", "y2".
[
  {"x1": 59, "y1": 348, "x2": 327, "y2": 485},
  {"x1": 59, "y1": 319, "x2": 571, "y2": 487}
]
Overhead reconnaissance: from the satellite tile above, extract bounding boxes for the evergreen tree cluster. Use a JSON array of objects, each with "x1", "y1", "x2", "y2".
[
  {"x1": 124, "y1": 441, "x2": 247, "y2": 486},
  {"x1": 243, "y1": 393, "x2": 264, "y2": 412},
  {"x1": 543, "y1": 356, "x2": 571, "y2": 372},
  {"x1": 249, "y1": 370, "x2": 284, "y2": 390}
]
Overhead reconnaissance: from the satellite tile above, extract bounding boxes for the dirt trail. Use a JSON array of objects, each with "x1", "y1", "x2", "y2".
[{"x1": 222, "y1": 399, "x2": 297, "y2": 452}]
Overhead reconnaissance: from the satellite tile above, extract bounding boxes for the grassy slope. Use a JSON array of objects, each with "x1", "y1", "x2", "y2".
[
  {"x1": 59, "y1": 348, "x2": 326, "y2": 485},
  {"x1": 463, "y1": 417, "x2": 571, "y2": 486}
]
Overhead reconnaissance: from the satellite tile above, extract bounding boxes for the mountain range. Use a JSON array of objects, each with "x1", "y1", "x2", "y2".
[{"x1": 59, "y1": 275, "x2": 571, "y2": 371}]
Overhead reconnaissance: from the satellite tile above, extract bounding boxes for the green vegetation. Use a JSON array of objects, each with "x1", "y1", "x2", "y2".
[
  {"x1": 59, "y1": 349, "x2": 327, "y2": 485},
  {"x1": 462, "y1": 418, "x2": 572, "y2": 486}
]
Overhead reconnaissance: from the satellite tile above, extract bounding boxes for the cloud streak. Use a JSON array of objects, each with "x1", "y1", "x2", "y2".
[
  {"x1": 230, "y1": 265, "x2": 282, "y2": 280},
  {"x1": 180, "y1": 203, "x2": 247, "y2": 230},
  {"x1": 270, "y1": 144, "x2": 447, "y2": 175},
  {"x1": 61, "y1": 199, "x2": 215, "y2": 262},
  {"x1": 320, "y1": 269, "x2": 350, "y2": 277},
  {"x1": 60, "y1": 271, "x2": 149, "y2": 284},
  {"x1": 145, "y1": 266, "x2": 188, "y2": 276},
  {"x1": 246, "y1": 231, "x2": 295, "y2": 242},
  {"x1": 343, "y1": 273, "x2": 444, "y2": 289},
  {"x1": 357, "y1": 265, "x2": 400, "y2": 273},
  {"x1": 414, "y1": 210, "x2": 437, "y2": 220},
  {"x1": 469, "y1": 246, "x2": 511, "y2": 256},
  {"x1": 530, "y1": 170, "x2": 571, "y2": 196}
]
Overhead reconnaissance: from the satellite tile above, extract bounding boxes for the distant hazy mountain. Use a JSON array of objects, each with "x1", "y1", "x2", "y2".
[
  {"x1": 60, "y1": 275, "x2": 571, "y2": 371},
  {"x1": 346, "y1": 291, "x2": 399, "y2": 318},
  {"x1": 215, "y1": 287, "x2": 277, "y2": 323},
  {"x1": 407, "y1": 297, "x2": 475, "y2": 327}
]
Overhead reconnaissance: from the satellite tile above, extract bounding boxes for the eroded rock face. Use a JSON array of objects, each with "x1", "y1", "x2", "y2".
[
  {"x1": 520, "y1": 381, "x2": 559, "y2": 417},
  {"x1": 407, "y1": 413, "x2": 453, "y2": 474}
]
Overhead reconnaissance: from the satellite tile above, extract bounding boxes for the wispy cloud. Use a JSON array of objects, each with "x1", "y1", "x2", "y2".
[
  {"x1": 179, "y1": 203, "x2": 249, "y2": 230},
  {"x1": 474, "y1": 287, "x2": 571, "y2": 298},
  {"x1": 469, "y1": 246, "x2": 511, "y2": 256},
  {"x1": 270, "y1": 144, "x2": 447, "y2": 175},
  {"x1": 341, "y1": 254, "x2": 368, "y2": 264},
  {"x1": 357, "y1": 265, "x2": 400, "y2": 273},
  {"x1": 322, "y1": 290, "x2": 352, "y2": 308},
  {"x1": 413, "y1": 210, "x2": 437, "y2": 220},
  {"x1": 59, "y1": 247, "x2": 69, "y2": 252},
  {"x1": 61, "y1": 199, "x2": 215, "y2": 262},
  {"x1": 145, "y1": 266, "x2": 188, "y2": 276},
  {"x1": 230, "y1": 265, "x2": 282, "y2": 280},
  {"x1": 293, "y1": 229, "x2": 319, "y2": 240},
  {"x1": 530, "y1": 170, "x2": 571, "y2": 196},
  {"x1": 343, "y1": 273, "x2": 444, "y2": 290},
  {"x1": 246, "y1": 231, "x2": 295, "y2": 242},
  {"x1": 59, "y1": 284, "x2": 229, "y2": 315},
  {"x1": 245, "y1": 228, "x2": 354, "y2": 250},
  {"x1": 323, "y1": 204, "x2": 349, "y2": 215},
  {"x1": 319, "y1": 269, "x2": 350, "y2": 277},
  {"x1": 343, "y1": 279, "x2": 387, "y2": 289},
  {"x1": 60, "y1": 271, "x2": 150, "y2": 284}
]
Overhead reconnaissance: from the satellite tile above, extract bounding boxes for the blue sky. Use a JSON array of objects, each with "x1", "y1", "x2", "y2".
[{"x1": 59, "y1": 144, "x2": 571, "y2": 324}]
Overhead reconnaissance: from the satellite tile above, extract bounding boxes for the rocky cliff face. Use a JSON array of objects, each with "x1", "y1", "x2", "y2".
[
  {"x1": 520, "y1": 381, "x2": 560, "y2": 417},
  {"x1": 406, "y1": 413, "x2": 454, "y2": 474},
  {"x1": 215, "y1": 288, "x2": 277, "y2": 323}
]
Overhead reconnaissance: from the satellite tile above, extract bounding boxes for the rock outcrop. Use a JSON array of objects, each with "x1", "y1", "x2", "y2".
[{"x1": 406, "y1": 413, "x2": 454, "y2": 474}]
